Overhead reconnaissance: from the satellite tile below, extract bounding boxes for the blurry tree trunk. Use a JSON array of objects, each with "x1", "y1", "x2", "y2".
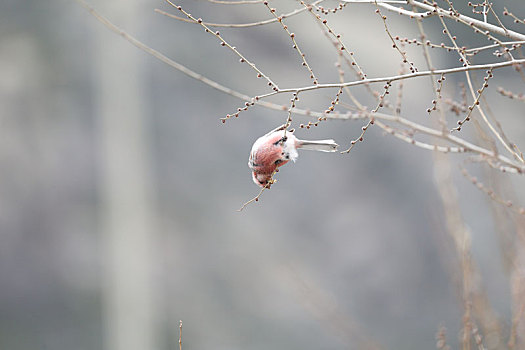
[
  {"x1": 433, "y1": 151, "x2": 503, "y2": 349},
  {"x1": 93, "y1": 1, "x2": 157, "y2": 350}
]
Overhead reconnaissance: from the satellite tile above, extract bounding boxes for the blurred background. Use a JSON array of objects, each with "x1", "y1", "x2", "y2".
[{"x1": 1, "y1": 0, "x2": 525, "y2": 349}]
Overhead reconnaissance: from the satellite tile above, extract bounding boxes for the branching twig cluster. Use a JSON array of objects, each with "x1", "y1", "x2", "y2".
[{"x1": 79, "y1": 0, "x2": 525, "y2": 346}]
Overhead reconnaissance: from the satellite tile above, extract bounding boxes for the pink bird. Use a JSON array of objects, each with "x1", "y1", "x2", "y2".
[{"x1": 248, "y1": 125, "x2": 338, "y2": 188}]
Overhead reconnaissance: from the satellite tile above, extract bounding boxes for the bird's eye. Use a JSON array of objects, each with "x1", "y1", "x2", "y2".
[{"x1": 273, "y1": 136, "x2": 287, "y2": 146}]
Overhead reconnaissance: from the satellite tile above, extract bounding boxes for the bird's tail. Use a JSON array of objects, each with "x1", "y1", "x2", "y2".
[{"x1": 297, "y1": 139, "x2": 338, "y2": 152}]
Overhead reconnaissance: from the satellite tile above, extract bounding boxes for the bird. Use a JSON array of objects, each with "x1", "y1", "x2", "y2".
[{"x1": 248, "y1": 125, "x2": 338, "y2": 188}]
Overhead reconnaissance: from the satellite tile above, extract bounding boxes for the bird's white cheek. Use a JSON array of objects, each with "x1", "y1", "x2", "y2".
[
  {"x1": 256, "y1": 173, "x2": 268, "y2": 182},
  {"x1": 282, "y1": 139, "x2": 299, "y2": 162}
]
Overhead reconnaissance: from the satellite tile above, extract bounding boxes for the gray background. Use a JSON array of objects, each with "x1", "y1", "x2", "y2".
[{"x1": 1, "y1": 0, "x2": 524, "y2": 349}]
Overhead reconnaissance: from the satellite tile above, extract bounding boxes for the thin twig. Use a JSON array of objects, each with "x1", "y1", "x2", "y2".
[
  {"x1": 461, "y1": 167, "x2": 525, "y2": 216},
  {"x1": 376, "y1": 120, "x2": 467, "y2": 153},
  {"x1": 504, "y1": 7, "x2": 525, "y2": 26},
  {"x1": 205, "y1": 0, "x2": 263, "y2": 4},
  {"x1": 302, "y1": 0, "x2": 367, "y2": 80},
  {"x1": 451, "y1": 69, "x2": 493, "y2": 132},
  {"x1": 497, "y1": 87, "x2": 525, "y2": 102},
  {"x1": 164, "y1": 0, "x2": 279, "y2": 90},
  {"x1": 179, "y1": 320, "x2": 182, "y2": 350},
  {"x1": 374, "y1": 2, "x2": 418, "y2": 73},
  {"x1": 237, "y1": 180, "x2": 272, "y2": 211},
  {"x1": 155, "y1": 1, "x2": 323, "y2": 28},
  {"x1": 341, "y1": 81, "x2": 391, "y2": 153},
  {"x1": 263, "y1": 1, "x2": 319, "y2": 84}
]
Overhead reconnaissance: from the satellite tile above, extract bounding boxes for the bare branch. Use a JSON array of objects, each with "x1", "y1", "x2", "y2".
[
  {"x1": 256, "y1": 59, "x2": 525, "y2": 98},
  {"x1": 205, "y1": 0, "x2": 263, "y2": 4},
  {"x1": 155, "y1": 1, "x2": 322, "y2": 28},
  {"x1": 344, "y1": 0, "x2": 525, "y2": 41},
  {"x1": 408, "y1": 0, "x2": 525, "y2": 41}
]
